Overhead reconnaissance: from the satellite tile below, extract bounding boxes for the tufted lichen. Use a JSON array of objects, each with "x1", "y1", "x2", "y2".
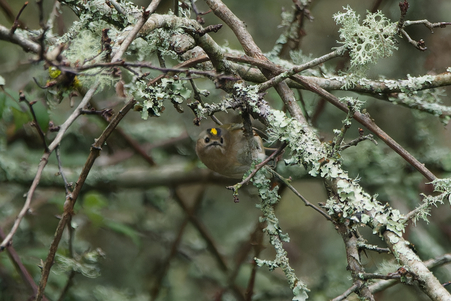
[
  {"x1": 233, "y1": 82, "x2": 405, "y2": 237},
  {"x1": 131, "y1": 78, "x2": 191, "y2": 119},
  {"x1": 333, "y1": 6, "x2": 398, "y2": 85},
  {"x1": 252, "y1": 168, "x2": 310, "y2": 301}
]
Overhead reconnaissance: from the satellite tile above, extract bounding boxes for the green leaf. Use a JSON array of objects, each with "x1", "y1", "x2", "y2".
[
  {"x1": 0, "y1": 91, "x2": 5, "y2": 119},
  {"x1": 4, "y1": 89, "x2": 20, "y2": 110},
  {"x1": 83, "y1": 191, "x2": 108, "y2": 209},
  {"x1": 82, "y1": 191, "x2": 108, "y2": 227},
  {"x1": 104, "y1": 220, "x2": 141, "y2": 247},
  {"x1": 32, "y1": 100, "x2": 50, "y2": 133},
  {"x1": 11, "y1": 106, "x2": 31, "y2": 131}
]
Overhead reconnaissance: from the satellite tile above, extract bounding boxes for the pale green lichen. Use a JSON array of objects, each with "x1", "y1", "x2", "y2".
[
  {"x1": 333, "y1": 6, "x2": 398, "y2": 86},
  {"x1": 265, "y1": 9, "x2": 296, "y2": 59},
  {"x1": 410, "y1": 178, "x2": 451, "y2": 224},
  {"x1": 391, "y1": 238, "x2": 418, "y2": 262},
  {"x1": 61, "y1": 0, "x2": 136, "y2": 28},
  {"x1": 233, "y1": 82, "x2": 406, "y2": 236},
  {"x1": 388, "y1": 88, "x2": 450, "y2": 124},
  {"x1": 57, "y1": 1, "x2": 189, "y2": 97},
  {"x1": 130, "y1": 78, "x2": 191, "y2": 119},
  {"x1": 61, "y1": 24, "x2": 119, "y2": 92},
  {"x1": 232, "y1": 82, "x2": 404, "y2": 299},
  {"x1": 330, "y1": 97, "x2": 365, "y2": 155},
  {"x1": 252, "y1": 169, "x2": 310, "y2": 301},
  {"x1": 54, "y1": 249, "x2": 105, "y2": 278},
  {"x1": 135, "y1": 27, "x2": 185, "y2": 61}
]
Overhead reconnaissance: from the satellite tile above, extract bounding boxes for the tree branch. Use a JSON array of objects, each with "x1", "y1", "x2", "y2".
[
  {"x1": 383, "y1": 231, "x2": 451, "y2": 301},
  {"x1": 35, "y1": 98, "x2": 137, "y2": 301},
  {"x1": 0, "y1": 83, "x2": 99, "y2": 251}
]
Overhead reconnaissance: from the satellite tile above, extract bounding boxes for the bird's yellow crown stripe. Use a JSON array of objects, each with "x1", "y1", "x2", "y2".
[{"x1": 209, "y1": 128, "x2": 218, "y2": 136}]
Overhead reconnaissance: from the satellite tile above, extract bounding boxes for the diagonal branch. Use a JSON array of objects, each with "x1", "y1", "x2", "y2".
[
  {"x1": 290, "y1": 74, "x2": 437, "y2": 182},
  {"x1": 0, "y1": 83, "x2": 99, "y2": 251},
  {"x1": 383, "y1": 231, "x2": 451, "y2": 301},
  {"x1": 34, "y1": 98, "x2": 137, "y2": 301}
]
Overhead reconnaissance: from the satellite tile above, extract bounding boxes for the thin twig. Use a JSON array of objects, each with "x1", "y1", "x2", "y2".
[
  {"x1": 190, "y1": 0, "x2": 211, "y2": 24},
  {"x1": 111, "y1": 0, "x2": 162, "y2": 61},
  {"x1": 64, "y1": 60, "x2": 239, "y2": 82},
  {"x1": 227, "y1": 142, "x2": 287, "y2": 192},
  {"x1": 369, "y1": 253, "x2": 451, "y2": 294},
  {"x1": 108, "y1": 0, "x2": 126, "y2": 15},
  {"x1": 173, "y1": 189, "x2": 229, "y2": 271},
  {"x1": 115, "y1": 127, "x2": 157, "y2": 166},
  {"x1": 34, "y1": 98, "x2": 137, "y2": 301},
  {"x1": 257, "y1": 48, "x2": 344, "y2": 92},
  {"x1": 382, "y1": 231, "x2": 451, "y2": 300},
  {"x1": 46, "y1": 1, "x2": 62, "y2": 35},
  {"x1": 57, "y1": 270, "x2": 76, "y2": 301},
  {"x1": 151, "y1": 188, "x2": 207, "y2": 299},
  {"x1": 331, "y1": 101, "x2": 356, "y2": 156},
  {"x1": 0, "y1": 83, "x2": 99, "y2": 251},
  {"x1": 0, "y1": 0, "x2": 26, "y2": 27},
  {"x1": 57, "y1": 216, "x2": 76, "y2": 301},
  {"x1": 188, "y1": 78, "x2": 222, "y2": 125},
  {"x1": 397, "y1": 0, "x2": 409, "y2": 33},
  {"x1": 334, "y1": 222, "x2": 375, "y2": 300},
  {"x1": 204, "y1": 0, "x2": 307, "y2": 125},
  {"x1": 171, "y1": 188, "x2": 247, "y2": 300},
  {"x1": 228, "y1": 54, "x2": 451, "y2": 95},
  {"x1": 244, "y1": 222, "x2": 265, "y2": 301},
  {"x1": 36, "y1": 0, "x2": 44, "y2": 28},
  {"x1": 340, "y1": 133, "x2": 378, "y2": 151},
  {"x1": 0, "y1": 228, "x2": 50, "y2": 301},
  {"x1": 399, "y1": 28, "x2": 427, "y2": 51},
  {"x1": 225, "y1": 222, "x2": 263, "y2": 301},
  {"x1": 55, "y1": 146, "x2": 71, "y2": 195},
  {"x1": 359, "y1": 272, "x2": 403, "y2": 281},
  {"x1": 357, "y1": 242, "x2": 390, "y2": 254},
  {"x1": 9, "y1": 1, "x2": 28, "y2": 35},
  {"x1": 404, "y1": 19, "x2": 451, "y2": 32},
  {"x1": 267, "y1": 168, "x2": 332, "y2": 222},
  {"x1": 331, "y1": 282, "x2": 360, "y2": 301},
  {"x1": 19, "y1": 91, "x2": 48, "y2": 152},
  {"x1": 289, "y1": 74, "x2": 437, "y2": 182},
  {"x1": 83, "y1": 101, "x2": 157, "y2": 166}
]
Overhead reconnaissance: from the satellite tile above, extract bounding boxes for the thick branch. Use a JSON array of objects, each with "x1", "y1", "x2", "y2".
[
  {"x1": 369, "y1": 253, "x2": 451, "y2": 294},
  {"x1": 383, "y1": 231, "x2": 451, "y2": 300},
  {"x1": 0, "y1": 24, "x2": 40, "y2": 53},
  {"x1": 335, "y1": 222, "x2": 375, "y2": 300}
]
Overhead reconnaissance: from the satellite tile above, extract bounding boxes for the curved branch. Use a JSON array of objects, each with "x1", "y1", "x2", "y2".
[{"x1": 0, "y1": 24, "x2": 40, "y2": 53}]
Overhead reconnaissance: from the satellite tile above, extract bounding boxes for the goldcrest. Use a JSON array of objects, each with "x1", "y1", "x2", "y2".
[{"x1": 196, "y1": 123, "x2": 266, "y2": 178}]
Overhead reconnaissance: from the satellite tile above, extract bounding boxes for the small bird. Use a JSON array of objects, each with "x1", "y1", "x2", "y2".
[{"x1": 196, "y1": 124, "x2": 266, "y2": 178}]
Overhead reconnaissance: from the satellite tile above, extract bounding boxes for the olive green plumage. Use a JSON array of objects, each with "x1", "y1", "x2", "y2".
[{"x1": 196, "y1": 124, "x2": 266, "y2": 178}]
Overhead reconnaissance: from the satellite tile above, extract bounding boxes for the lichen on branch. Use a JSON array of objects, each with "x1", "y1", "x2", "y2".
[{"x1": 333, "y1": 6, "x2": 398, "y2": 82}]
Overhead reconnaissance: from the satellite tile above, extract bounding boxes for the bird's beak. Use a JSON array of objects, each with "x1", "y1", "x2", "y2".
[{"x1": 206, "y1": 141, "x2": 222, "y2": 148}]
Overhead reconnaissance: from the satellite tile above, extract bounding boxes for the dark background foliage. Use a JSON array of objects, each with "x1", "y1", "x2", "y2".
[{"x1": 1, "y1": 0, "x2": 451, "y2": 300}]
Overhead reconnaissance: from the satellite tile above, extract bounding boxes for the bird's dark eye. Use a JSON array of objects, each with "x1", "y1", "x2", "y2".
[
  {"x1": 220, "y1": 137, "x2": 224, "y2": 144},
  {"x1": 204, "y1": 137, "x2": 210, "y2": 143}
]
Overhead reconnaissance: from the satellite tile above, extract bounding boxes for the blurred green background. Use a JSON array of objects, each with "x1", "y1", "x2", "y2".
[{"x1": 1, "y1": 0, "x2": 451, "y2": 300}]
